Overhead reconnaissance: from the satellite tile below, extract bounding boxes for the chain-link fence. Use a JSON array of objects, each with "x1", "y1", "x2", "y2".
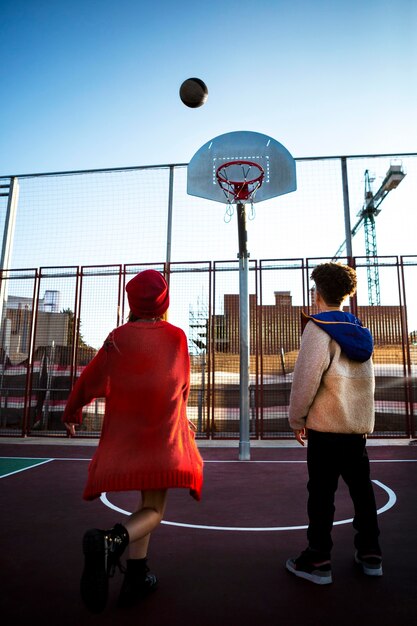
[{"x1": 1, "y1": 154, "x2": 416, "y2": 439}]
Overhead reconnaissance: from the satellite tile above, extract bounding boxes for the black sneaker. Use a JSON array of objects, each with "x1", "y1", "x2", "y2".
[
  {"x1": 80, "y1": 524, "x2": 129, "y2": 613},
  {"x1": 118, "y1": 561, "x2": 158, "y2": 608},
  {"x1": 355, "y1": 551, "x2": 383, "y2": 577},
  {"x1": 286, "y1": 548, "x2": 332, "y2": 585}
]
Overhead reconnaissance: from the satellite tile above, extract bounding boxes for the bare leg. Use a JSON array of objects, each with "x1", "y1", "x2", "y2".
[{"x1": 123, "y1": 489, "x2": 168, "y2": 559}]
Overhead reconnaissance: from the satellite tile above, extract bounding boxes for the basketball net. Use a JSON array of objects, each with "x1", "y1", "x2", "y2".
[{"x1": 216, "y1": 160, "x2": 264, "y2": 222}]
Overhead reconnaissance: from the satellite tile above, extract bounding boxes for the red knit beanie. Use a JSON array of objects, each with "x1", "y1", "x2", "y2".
[{"x1": 126, "y1": 270, "x2": 170, "y2": 318}]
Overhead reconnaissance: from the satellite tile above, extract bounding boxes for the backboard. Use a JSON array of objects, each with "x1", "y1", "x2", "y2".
[{"x1": 187, "y1": 130, "x2": 297, "y2": 204}]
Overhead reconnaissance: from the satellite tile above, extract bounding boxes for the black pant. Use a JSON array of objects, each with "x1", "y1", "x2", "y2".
[{"x1": 306, "y1": 429, "x2": 381, "y2": 558}]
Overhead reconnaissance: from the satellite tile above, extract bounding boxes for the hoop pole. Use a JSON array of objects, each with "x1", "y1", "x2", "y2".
[
  {"x1": 237, "y1": 200, "x2": 248, "y2": 256},
  {"x1": 237, "y1": 202, "x2": 250, "y2": 461}
]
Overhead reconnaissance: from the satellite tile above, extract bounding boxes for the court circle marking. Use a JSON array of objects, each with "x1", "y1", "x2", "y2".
[{"x1": 100, "y1": 478, "x2": 396, "y2": 532}]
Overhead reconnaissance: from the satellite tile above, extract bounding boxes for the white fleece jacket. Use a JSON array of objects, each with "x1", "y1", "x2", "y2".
[{"x1": 288, "y1": 321, "x2": 375, "y2": 434}]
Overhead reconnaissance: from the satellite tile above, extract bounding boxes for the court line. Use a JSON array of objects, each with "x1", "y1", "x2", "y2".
[
  {"x1": 1, "y1": 456, "x2": 417, "y2": 463},
  {"x1": 0, "y1": 456, "x2": 92, "y2": 462},
  {"x1": 0, "y1": 458, "x2": 54, "y2": 479},
  {"x1": 100, "y1": 478, "x2": 397, "y2": 533},
  {"x1": 200, "y1": 459, "x2": 417, "y2": 464},
  {"x1": 0, "y1": 455, "x2": 404, "y2": 528},
  {"x1": 0, "y1": 455, "x2": 415, "y2": 478}
]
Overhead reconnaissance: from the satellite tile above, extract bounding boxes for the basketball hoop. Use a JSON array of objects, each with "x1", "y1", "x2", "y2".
[
  {"x1": 187, "y1": 131, "x2": 297, "y2": 461},
  {"x1": 216, "y1": 160, "x2": 264, "y2": 204}
]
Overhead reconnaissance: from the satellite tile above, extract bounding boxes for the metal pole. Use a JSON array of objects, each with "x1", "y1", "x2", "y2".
[
  {"x1": 197, "y1": 353, "x2": 205, "y2": 433},
  {"x1": 166, "y1": 166, "x2": 174, "y2": 267},
  {"x1": 236, "y1": 202, "x2": 250, "y2": 460},
  {"x1": 341, "y1": 158, "x2": 353, "y2": 259},
  {"x1": 0, "y1": 177, "x2": 19, "y2": 326},
  {"x1": 0, "y1": 318, "x2": 11, "y2": 426}
]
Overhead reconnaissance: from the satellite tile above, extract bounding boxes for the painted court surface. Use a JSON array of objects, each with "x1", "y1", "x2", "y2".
[{"x1": 1, "y1": 439, "x2": 416, "y2": 626}]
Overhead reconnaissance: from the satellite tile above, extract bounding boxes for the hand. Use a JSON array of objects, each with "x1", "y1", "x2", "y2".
[
  {"x1": 293, "y1": 428, "x2": 307, "y2": 446},
  {"x1": 64, "y1": 422, "x2": 76, "y2": 437}
]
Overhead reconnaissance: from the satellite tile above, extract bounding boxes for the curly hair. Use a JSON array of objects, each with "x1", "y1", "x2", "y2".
[{"x1": 311, "y1": 262, "x2": 357, "y2": 306}]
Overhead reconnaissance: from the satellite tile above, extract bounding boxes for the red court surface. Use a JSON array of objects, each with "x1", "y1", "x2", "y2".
[{"x1": 1, "y1": 439, "x2": 416, "y2": 626}]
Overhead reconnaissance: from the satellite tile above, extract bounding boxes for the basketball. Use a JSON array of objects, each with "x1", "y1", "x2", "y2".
[{"x1": 179, "y1": 77, "x2": 208, "y2": 108}]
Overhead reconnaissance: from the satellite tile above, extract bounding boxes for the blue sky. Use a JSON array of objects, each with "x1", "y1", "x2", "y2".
[
  {"x1": 1, "y1": 0, "x2": 416, "y2": 347},
  {"x1": 1, "y1": 0, "x2": 416, "y2": 176}
]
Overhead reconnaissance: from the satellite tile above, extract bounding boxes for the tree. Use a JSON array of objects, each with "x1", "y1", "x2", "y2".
[{"x1": 61, "y1": 309, "x2": 94, "y2": 349}]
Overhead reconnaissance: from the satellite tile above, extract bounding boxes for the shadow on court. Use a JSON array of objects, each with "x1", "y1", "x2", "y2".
[{"x1": 0, "y1": 441, "x2": 416, "y2": 626}]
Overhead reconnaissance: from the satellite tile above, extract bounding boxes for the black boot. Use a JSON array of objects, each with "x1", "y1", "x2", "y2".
[
  {"x1": 80, "y1": 523, "x2": 129, "y2": 613},
  {"x1": 118, "y1": 558, "x2": 158, "y2": 608}
]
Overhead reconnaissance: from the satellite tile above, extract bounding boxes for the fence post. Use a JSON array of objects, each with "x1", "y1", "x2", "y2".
[
  {"x1": 166, "y1": 166, "x2": 174, "y2": 268},
  {"x1": 341, "y1": 158, "x2": 353, "y2": 261},
  {"x1": 0, "y1": 177, "x2": 19, "y2": 328}
]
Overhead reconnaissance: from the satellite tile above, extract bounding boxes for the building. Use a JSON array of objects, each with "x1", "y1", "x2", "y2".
[
  {"x1": 214, "y1": 291, "x2": 404, "y2": 354},
  {"x1": 2, "y1": 290, "x2": 69, "y2": 361}
]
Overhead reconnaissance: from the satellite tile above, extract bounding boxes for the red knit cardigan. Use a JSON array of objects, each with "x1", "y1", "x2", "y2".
[{"x1": 62, "y1": 320, "x2": 203, "y2": 501}]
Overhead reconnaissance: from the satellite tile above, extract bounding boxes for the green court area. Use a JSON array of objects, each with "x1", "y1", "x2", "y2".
[{"x1": 0, "y1": 457, "x2": 51, "y2": 478}]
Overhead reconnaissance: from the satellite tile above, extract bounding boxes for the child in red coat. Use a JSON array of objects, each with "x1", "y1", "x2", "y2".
[{"x1": 63, "y1": 270, "x2": 203, "y2": 612}]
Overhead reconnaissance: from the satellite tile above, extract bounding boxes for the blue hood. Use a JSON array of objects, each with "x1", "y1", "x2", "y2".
[{"x1": 302, "y1": 310, "x2": 373, "y2": 363}]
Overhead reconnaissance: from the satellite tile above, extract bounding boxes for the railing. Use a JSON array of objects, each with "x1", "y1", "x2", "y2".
[{"x1": 1, "y1": 257, "x2": 415, "y2": 439}]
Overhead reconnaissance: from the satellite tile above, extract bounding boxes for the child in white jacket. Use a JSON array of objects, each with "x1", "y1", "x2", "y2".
[{"x1": 286, "y1": 262, "x2": 382, "y2": 585}]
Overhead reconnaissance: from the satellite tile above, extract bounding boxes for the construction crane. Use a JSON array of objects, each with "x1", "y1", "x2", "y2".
[{"x1": 333, "y1": 163, "x2": 406, "y2": 305}]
